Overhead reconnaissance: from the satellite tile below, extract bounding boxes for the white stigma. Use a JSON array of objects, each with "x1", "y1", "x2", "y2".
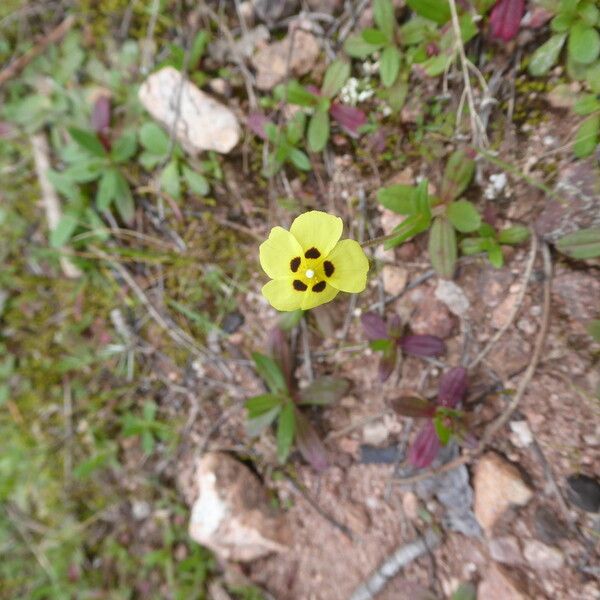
[{"x1": 305, "y1": 269, "x2": 315, "y2": 279}]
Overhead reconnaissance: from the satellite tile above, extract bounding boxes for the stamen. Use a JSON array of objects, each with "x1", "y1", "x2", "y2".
[{"x1": 305, "y1": 269, "x2": 315, "y2": 279}]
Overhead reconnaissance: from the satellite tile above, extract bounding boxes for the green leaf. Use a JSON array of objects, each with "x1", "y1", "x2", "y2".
[
  {"x1": 343, "y1": 33, "x2": 380, "y2": 58},
  {"x1": 321, "y1": 60, "x2": 351, "y2": 99},
  {"x1": 568, "y1": 23, "x2": 600, "y2": 65},
  {"x1": 460, "y1": 237, "x2": 486, "y2": 255},
  {"x1": 497, "y1": 225, "x2": 530, "y2": 245},
  {"x1": 428, "y1": 217, "x2": 457, "y2": 278},
  {"x1": 276, "y1": 401, "x2": 296, "y2": 463},
  {"x1": 113, "y1": 172, "x2": 135, "y2": 224},
  {"x1": 573, "y1": 94, "x2": 600, "y2": 115},
  {"x1": 370, "y1": 339, "x2": 393, "y2": 352},
  {"x1": 286, "y1": 81, "x2": 319, "y2": 107},
  {"x1": 362, "y1": 28, "x2": 389, "y2": 46},
  {"x1": 422, "y1": 54, "x2": 450, "y2": 77},
  {"x1": 528, "y1": 34, "x2": 567, "y2": 76},
  {"x1": 190, "y1": 30, "x2": 209, "y2": 65},
  {"x1": 373, "y1": 0, "x2": 395, "y2": 41},
  {"x1": 252, "y1": 352, "x2": 288, "y2": 394},
  {"x1": 440, "y1": 149, "x2": 475, "y2": 202},
  {"x1": 50, "y1": 213, "x2": 78, "y2": 247},
  {"x1": 246, "y1": 407, "x2": 280, "y2": 437},
  {"x1": 68, "y1": 127, "x2": 107, "y2": 157},
  {"x1": 406, "y1": 0, "x2": 451, "y2": 24},
  {"x1": 111, "y1": 131, "x2": 137, "y2": 163},
  {"x1": 384, "y1": 212, "x2": 432, "y2": 249},
  {"x1": 555, "y1": 227, "x2": 600, "y2": 259},
  {"x1": 386, "y1": 77, "x2": 408, "y2": 111},
  {"x1": 377, "y1": 184, "x2": 417, "y2": 214},
  {"x1": 486, "y1": 240, "x2": 504, "y2": 268},
  {"x1": 446, "y1": 200, "x2": 481, "y2": 233},
  {"x1": 286, "y1": 111, "x2": 306, "y2": 145},
  {"x1": 580, "y1": 1, "x2": 600, "y2": 25},
  {"x1": 139, "y1": 122, "x2": 170, "y2": 156},
  {"x1": 380, "y1": 46, "x2": 401, "y2": 87},
  {"x1": 433, "y1": 413, "x2": 451, "y2": 445},
  {"x1": 585, "y1": 62, "x2": 600, "y2": 93},
  {"x1": 182, "y1": 166, "x2": 209, "y2": 196},
  {"x1": 551, "y1": 13, "x2": 573, "y2": 33},
  {"x1": 160, "y1": 160, "x2": 181, "y2": 199},
  {"x1": 246, "y1": 394, "x2": 283, "y2": 418},
  {"x1": 298, "y1": 376, "x2": 349, "y2": 406},
  {"x1": 288, "y1": 148, "x2": 311, "y2": 171},
  {"x1": 96, "y1": 168, "x2": 119, "y2": 211},
  {"x1": 451, "y1": 582, "x2": 477, "y2": 600},
  {"x1": 574, "y1": 114, "x2": 600, "y2": 157},
  {"x1": 587, "y1": 319, "x2": 600, "y2": 342},
  {"x1": 279, "y1": 309, "x2": 304, "y2": 331},
  {"x1": 307, "y1": 109, "x2": 330, "y2": 153}
]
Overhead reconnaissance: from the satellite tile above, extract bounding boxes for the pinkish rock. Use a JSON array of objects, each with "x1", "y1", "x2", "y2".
[
  {"x1": 552, "y1": 270, "x2": 600, "y2": 323},
  {"x1": 486, "y1": 332, "x2": 531, "y2": 380},
  {"x1": 523, "y1": 540, "x2": 564, "y2": 571},
  {"x1": 474, "y1": 453, "x2": 533, "y2": 536},
  {"x1": 252, "y1": 29, "x2": 320, "y2": 90},
  {"x1": 489, "y1": 536, "x2": 522, "y2": 565},
  {"x1": 409, "y1": 288, "x2": 457, "y2": 339},
  {"x1": 535, "y1": 158, "x2": 600, "y2": 242},
  {"x1": 188, "y1": 452, "x2": 290, "y2": 561}
]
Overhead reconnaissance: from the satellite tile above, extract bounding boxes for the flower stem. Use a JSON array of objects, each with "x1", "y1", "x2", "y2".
[{"x1": 360, "y1": 232, "x2": 399, "y2": 249}]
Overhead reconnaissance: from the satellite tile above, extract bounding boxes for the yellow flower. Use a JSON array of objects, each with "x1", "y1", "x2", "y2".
[{"x1": 259, "y1": 211, "x2": 369, "y2": 311}]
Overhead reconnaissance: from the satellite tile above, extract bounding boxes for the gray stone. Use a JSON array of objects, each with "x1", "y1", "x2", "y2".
[{"x1": 523, "y1": 539, "x2": 564, "y2": 571}]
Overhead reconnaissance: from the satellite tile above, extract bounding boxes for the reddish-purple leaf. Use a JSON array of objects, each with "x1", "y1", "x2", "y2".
[
  {"x1": 399, "y1": 334, "x2": 446, "y2": 358},
  {"x1": 247, "y1": 112, "x2": 271, "y2": 140},
  {"x1": 368, "y1": 127, "x2": 387, "y2": 153},
  {"x1": 408, "y1": 421, "x2": 441, "y2": 468},
  {"x1": 267, "y1": 326, "x2": 294, "y2": 391},
  {"x1": 489, "y1": 0, "x2": 525, "y2": 42},
  {"x1": 91, "y1": 95, "x2": 111, "y2": 133},
  {"x1": 437, "y1": 367, "x2": 468, "y2": 408},
  {"x1": 306, "y1": 84, "x2": 321, "y2": 96},
  {"x1": 330, "y1": 103, "x2": 367, "y2": 137},
  {"x1": 390, "y1": 393, "x2": 436, "y2": 418},
  {"x1": 361, "y1": 312, "x2": 388, "y2": 341},
  {"x1": 294, "y1": 408, "x2": 329, "y2": 472}
]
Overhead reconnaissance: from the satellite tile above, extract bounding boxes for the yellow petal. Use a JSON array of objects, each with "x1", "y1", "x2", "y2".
[
  {"x1": 324, "y1": 239, "x2": 369, "y2": 293},
  {"x1": 301, "y1": 281, "x2": 339, "y2": 310},
  {"x1": 259, "y1": 226, "x2": 303, "y2": 279},
  {"x1": 262, "y1": 279, "x2": 304, "y2": 311},
  {"x1": 290, "y1": 211, "x2": 343, "y2": 258}
]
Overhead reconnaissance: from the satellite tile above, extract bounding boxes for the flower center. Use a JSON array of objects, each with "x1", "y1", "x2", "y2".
[{"x1": 305, "y1": 269, "x2": 315, "y2": 279}]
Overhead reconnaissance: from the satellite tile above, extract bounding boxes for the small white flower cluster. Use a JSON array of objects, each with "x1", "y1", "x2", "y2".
[
  {"x1": 339, "y1": 77, "x2": 375, "y2": 106},
  {"x1": 484, "y1": 173, "x2": 507, "y2": 200}
]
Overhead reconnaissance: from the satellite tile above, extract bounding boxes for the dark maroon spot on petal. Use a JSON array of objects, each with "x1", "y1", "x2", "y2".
[
  {"x1": 304, "y1": 247, "x2": 321, "y2": 259},
  {"x1": 293, "y1": 280, "x2": 308, "y2": 291},
  {"x1": 323, "y1": 260, "x2": 335, "y2": 277},
  {"x1": 312, "y1": 281, "x2": 326, "y2": 293},
  {"x1": 290, "y1": 256, "x2": 301, "y2": 272}
]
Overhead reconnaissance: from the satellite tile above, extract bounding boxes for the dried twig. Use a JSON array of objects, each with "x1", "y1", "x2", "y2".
[
  {"x1": 0, "y1": 15, "x2": 75, "y2": 87},
  {"x1": 30, "y1": 132, "x2": 82, "y2": 278},
  {"x1": 349, "y1": 528, "x2": 441, "y2": 600}
]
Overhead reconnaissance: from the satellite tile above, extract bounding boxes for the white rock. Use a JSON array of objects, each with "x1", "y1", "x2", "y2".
[
  {"x1": 362, "y1": 421, "x2": 389, "y2": 445},
  {"x1": 474, "y1": 453, "x2": 533, "y2": 536},
  {"x1": 138, "y1": 67, "x2": 240, "y2": 155},
  {"x1": 523, "y1": 540, "x2": 564, "y2": 571},
  {"x1": 509, "y1": 420, "x2": 533, "y2": 448},
  {"x1": 188, "y1": 452, "x2": 289, "y2": 561},
  {"x1": 435, "y1": 279, "x2": 470, "y2": 317}
]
